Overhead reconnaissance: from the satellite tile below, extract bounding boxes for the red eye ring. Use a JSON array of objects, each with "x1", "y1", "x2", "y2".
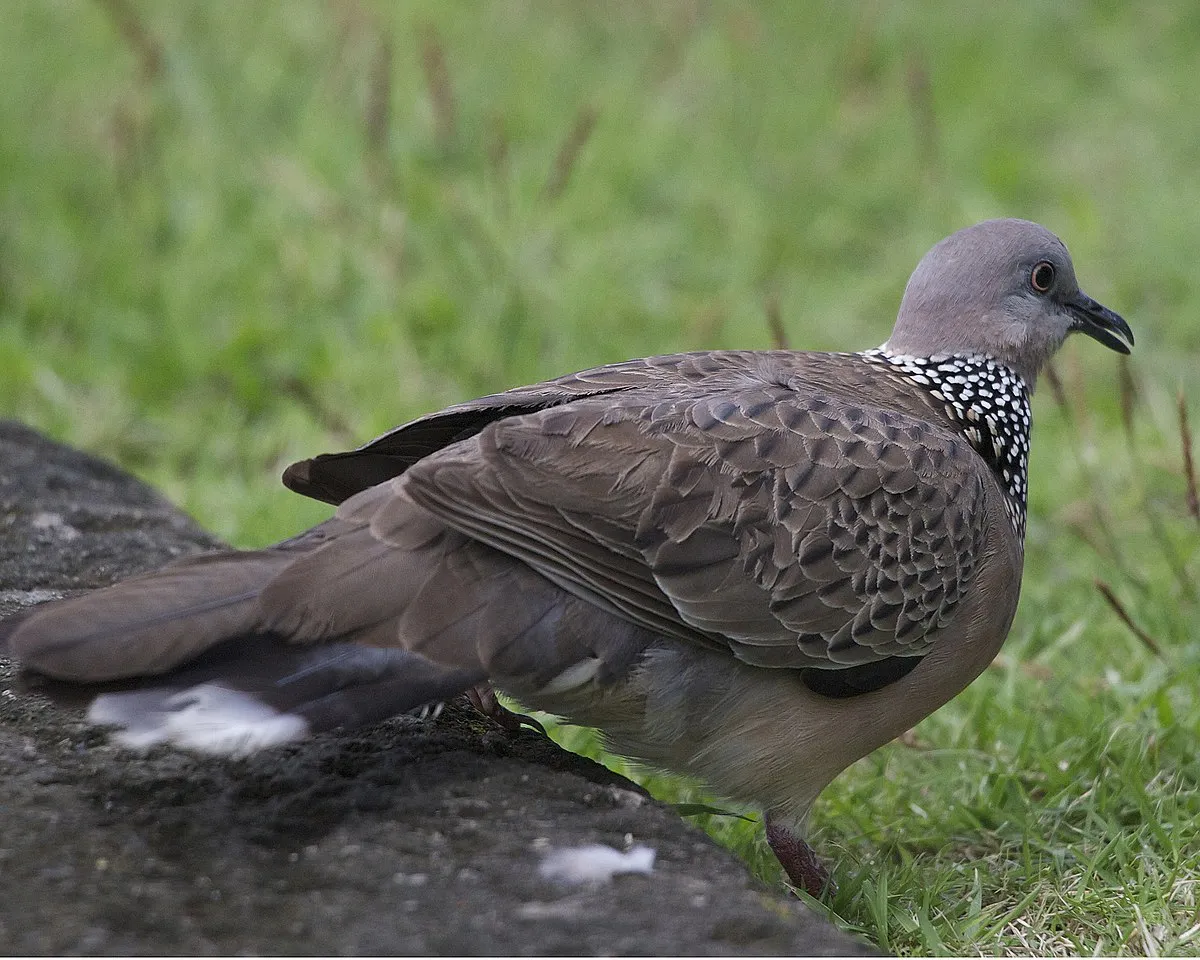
[{"x1": 1031, "y1": 260, "x2": 1056, "y2": 293}]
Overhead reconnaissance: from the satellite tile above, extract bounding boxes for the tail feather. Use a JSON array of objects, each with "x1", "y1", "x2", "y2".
[
  {"x1": 0, "y1": 607, "x2": 37, "y2": 649},
  {"x1": 81, "y1": 636, "x2": 485, "y2": 756},
  {"x1": 5, "y1": 551, "x2": 292, "y2": 682},
  {"x1": 259, "y1": 528, "x2": 415, "y2": 641},
  {"x1": 287, "y1": 661, "x2": 483, "y2": 733}
]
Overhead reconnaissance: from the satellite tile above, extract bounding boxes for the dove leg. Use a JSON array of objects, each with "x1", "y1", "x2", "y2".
[{"x1": 766, "y1": 815, "x2": 835, "y2": 898}]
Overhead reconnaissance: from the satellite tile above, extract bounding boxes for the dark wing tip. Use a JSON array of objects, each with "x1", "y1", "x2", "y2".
[
  {"x1": 282, "y1": 456, "x2": 367, "y2": 506},
  {"x1": 283, "y1": 452, "x2": 415, "y2": 506},
  {"x1": 800, "y1": 655, "x2": 924, "y2": 698},
  {"x1": 281, "y1": 458, "x2": 334, "y2": 502}
]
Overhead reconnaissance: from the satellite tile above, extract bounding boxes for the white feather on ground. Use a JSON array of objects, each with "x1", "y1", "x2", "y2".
[{"x1": 538, "y1": 844, "x2": 656, "y2": 885}]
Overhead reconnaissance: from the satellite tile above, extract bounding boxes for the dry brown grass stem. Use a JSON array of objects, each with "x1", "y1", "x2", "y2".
[
  {"x1": 1095, "y1": 579, "x2": 1163, "y2": 658},
  {"x1": 765, "y1": 294, "x2": 789, "y2": 350},
  {"x1": 1066, "y1": 349, "x2": 1091, "y2": 430},
  {"x1": 543, "y1": 105, "x2": 598, "y2": 202},
  {"x1": 96, "y1": 0, "x2": 163, "y2": 82},
  {"x1": 366, "y1": 34, "x2": 392, "y2": 170},
  {"x1": 420, "y1": 26, "x2": 456, "y2": 148},
  {"x1": 905, "y1": 53, "x2": 939, "y2": 171},
  {"x1": 279, "y1": 376, "x2": 356, "y2": 448},
  {"x1": 1178, "y1": 389, "x2": 1200, "y2": 524},
  {"x1": 1044, "y1": 361, "x2": 1071, "y2": 422},
  {"x1": 487, "y1": 114, "x2": 509, "y2": 179},
  {"x1": 1118, "y1": 356, "x2": 1137, "y2": 445}
]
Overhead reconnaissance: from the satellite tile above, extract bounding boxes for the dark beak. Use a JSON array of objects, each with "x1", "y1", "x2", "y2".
[{"x1": 1067, "y1": 291, "x2": 1134, "y2": 354}]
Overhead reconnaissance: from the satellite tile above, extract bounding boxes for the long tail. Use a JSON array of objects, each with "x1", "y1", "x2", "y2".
[
  {"x1": 2, "y1": 483, "x2": 644, "y2": 755},
  {"x1": 3, "y1": 549, "x2": 296, "y2": 681},
  {"x1": 1, "y1": 489, "x2": 497, "y2": 752}
]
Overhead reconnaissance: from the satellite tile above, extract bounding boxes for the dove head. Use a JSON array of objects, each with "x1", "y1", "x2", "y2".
[{"x1": 883, "y1": 219, "x2": 1133, "y2": 385}]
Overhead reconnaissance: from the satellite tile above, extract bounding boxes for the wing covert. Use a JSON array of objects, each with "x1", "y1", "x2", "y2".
[
  {"x1": 395, "y1": 375, "x2": 993, "y2": 670},
  {"x1": 283, "y1": 352, "x2": 780, "y2": 504}
]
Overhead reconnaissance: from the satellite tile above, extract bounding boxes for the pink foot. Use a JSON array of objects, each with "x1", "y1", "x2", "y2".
[{"x1": 766, "y1": 816, "x2": 836, "y2": 898}]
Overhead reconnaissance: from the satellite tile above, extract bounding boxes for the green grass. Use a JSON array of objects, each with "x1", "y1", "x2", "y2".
[{"x1": 2, "y1": 1, "x2": 1198, "y2": 953}]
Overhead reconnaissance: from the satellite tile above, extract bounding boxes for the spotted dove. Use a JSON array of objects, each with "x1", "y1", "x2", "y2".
[{"x1": 1, "y1": 219, "x2": 1133, "y2": 895}]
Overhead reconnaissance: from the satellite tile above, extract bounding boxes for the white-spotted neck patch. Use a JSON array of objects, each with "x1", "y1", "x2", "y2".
[{"x1": 859, "y1": 349, "x2": 1032, "y2": 539}]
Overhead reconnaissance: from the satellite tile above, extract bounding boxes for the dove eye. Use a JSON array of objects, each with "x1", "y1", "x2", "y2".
[{"x1": 1030, "y1": 261, "x2": 1056, "y2": 293}]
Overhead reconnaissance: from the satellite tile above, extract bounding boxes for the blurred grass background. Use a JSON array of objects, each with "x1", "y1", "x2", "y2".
[{"x1": 2, "y1": 1, "x2": 1198, "y2": 954}]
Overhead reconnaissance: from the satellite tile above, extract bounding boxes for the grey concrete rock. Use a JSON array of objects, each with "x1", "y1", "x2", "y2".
[{"x1": 0, "y1": 419, "x2": 873, "y2": 956}]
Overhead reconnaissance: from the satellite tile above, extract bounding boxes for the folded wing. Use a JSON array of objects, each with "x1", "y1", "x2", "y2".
[{"x1": 394, "y1": 374, "x2": 990, "y2": 670}]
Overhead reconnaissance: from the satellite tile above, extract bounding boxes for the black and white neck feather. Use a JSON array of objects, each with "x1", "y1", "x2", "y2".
[{"x1": 859, "y1": 348, "x2": 1032, "y2": 539}]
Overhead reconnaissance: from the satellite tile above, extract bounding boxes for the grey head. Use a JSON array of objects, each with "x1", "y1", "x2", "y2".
[{"x1": 883, "y1": 219, "x2": 1134, "y2": 385}]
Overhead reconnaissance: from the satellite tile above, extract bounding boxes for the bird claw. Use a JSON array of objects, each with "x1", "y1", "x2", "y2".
[
  {"x1": 765, "y1": 816, "x2": 837, "y2": 899},
  {"x1": 465, "y1": 684, "x2": 547, "y2": 736},
  {"x1": 410, "y1": 701, "x2": 445, "y2": 723}
]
